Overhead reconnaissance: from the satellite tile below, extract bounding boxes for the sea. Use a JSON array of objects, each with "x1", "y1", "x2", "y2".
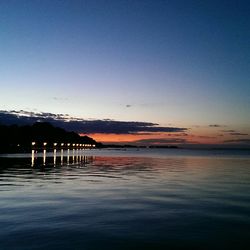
[{"x1": 0, "y1": 148, "x2": 250, "y2": 249}]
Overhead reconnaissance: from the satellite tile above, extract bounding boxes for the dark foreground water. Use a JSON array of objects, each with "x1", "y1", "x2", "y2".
[{"x1": 0, "y1": 149, "x2": 250, "y2": 249}]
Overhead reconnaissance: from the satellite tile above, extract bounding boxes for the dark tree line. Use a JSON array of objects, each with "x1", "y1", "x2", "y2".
[{"x1": 0, "y1": 122, "x2": 99, "y2": 153}]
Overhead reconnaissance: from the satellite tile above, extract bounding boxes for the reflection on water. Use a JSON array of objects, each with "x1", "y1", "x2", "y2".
[
  {"x1": 61, "y1": 149, "x2": 63, "y2": 165},
  {"x1": 67, "y1": 149, "x2": 70, "y2": 165},
  {"x1": 43, "y1": 149, "x2": 46, "y2": 165},
  {"x1": 53, "y1": 149, "x2": 57, "y2": 166},
  {"x1": 30, "y1": 149, "x2": 92, "y2": 168},
  {"x1": 31, "y1": 149, "x2": 35, "y2": 167},
  {"x1": 0, "y1": 150, "x2": 250, "y2": 249}
]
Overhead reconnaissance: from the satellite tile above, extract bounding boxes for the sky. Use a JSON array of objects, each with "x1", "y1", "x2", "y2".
[{"x1": 0, "y1": 0, "x2": 250, "y2": 147}]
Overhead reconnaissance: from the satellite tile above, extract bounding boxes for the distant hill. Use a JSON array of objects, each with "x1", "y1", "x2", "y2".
[{"x1": 0, "y1": 122, "x2": 99, "y2": 153}]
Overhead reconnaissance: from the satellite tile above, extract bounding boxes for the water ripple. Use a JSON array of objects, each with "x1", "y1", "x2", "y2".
[{"x1": 0, "y1": 152, "x2": 250, "y2": 249}]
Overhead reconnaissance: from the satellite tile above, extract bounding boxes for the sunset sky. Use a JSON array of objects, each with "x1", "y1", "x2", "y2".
[{"x1": 0, "y1": 0, "x2": 249, "y2": 147}]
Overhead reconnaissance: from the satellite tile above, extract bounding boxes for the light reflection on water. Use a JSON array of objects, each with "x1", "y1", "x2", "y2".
[
  {"x1": 29, "y1": 149, "x2": 93, "y2": 168},
  {"x1": 0, "y1": 150, "x2": 250, "y2": 249}
]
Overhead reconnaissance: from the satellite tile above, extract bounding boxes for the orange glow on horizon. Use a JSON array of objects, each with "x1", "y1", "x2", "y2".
[
  {"x1": 80, "y1": 132, "x2": 223, "y2": 145},
  {"x1": 81, "y1": 133, "x2": 151, "y2": 143}
]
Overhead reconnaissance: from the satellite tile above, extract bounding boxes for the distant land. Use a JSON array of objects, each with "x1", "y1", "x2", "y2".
[{"x1": 0, "y1": 122, "x2": 99, "y2": 153}]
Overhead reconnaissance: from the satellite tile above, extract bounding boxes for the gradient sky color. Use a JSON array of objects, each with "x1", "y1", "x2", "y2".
[{"x1": 0, "y1": 0, "x2": 249, "y2": 146}]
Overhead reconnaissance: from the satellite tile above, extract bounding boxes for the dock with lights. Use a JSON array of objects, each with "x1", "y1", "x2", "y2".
[
  {"x1": 30, "y1": 142, "x2": 96, "y2": 167},
  {"x1": 31, "y1": 142, "x2": 96, "y2": 150}
]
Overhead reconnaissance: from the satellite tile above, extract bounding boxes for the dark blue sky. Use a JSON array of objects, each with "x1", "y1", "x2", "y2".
[{"x1": 0, "y1": 0, "x2": 249, "y2": 144}]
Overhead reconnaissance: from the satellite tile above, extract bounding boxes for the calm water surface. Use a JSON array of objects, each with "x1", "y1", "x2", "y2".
[{"x1": 0, "y1": 149, "x2": 250, "y2": 249}]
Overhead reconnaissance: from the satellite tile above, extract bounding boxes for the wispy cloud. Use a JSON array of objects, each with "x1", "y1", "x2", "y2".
[
  {"x1": 134, "y1": 138, "x2": 187, "y2": 144},
  {"x1": 167, "y1": 133, "x2": 189, "y2": 137},
  {"x1": 222, "y1": 130, "x2": 248, "y2": 136},
  {"x1": 224, "y1": 139, "x2": 250, "y2": 144},
  {"x1": 197, "y1": 135, "x2": 215, "y2": 139},
  {"x1": 209, "y1": 124, "x2": 226, "y2": 128},
  {"x1": 0, "y1": 110, "x2": 187, "y2": 135},
  {"x1": 230, "y1": 132, "x2": 248, "y2": 136},
  {"x1": 53, "y1": 97, "x2": 68, "y2": 101}
]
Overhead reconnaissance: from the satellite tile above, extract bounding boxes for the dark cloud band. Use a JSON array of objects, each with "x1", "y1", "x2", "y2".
[{"x1": 0, "y1": 110, "x2": 187, "y2": 135}]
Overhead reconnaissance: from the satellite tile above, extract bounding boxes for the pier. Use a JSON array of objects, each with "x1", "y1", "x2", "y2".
[{"x1": 31, "y1": 142, "x2": 95, "y2": 167}]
